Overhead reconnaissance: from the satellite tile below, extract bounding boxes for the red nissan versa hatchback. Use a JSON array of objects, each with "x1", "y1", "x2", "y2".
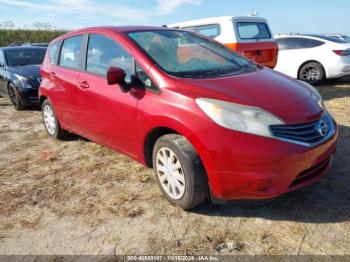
[{"x1": 39, "y1": 26, "x2": 339, "y2": 209}]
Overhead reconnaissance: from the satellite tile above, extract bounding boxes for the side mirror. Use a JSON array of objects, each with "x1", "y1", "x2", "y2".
[{"x1": 107, "y1": 66, "x2": 130, "y2": 93}]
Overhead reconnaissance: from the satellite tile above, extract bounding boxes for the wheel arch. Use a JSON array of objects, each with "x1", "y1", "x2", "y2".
[
  {"x1": 297, "y1": 60, "x2": 327, "y2": 80},
  {"x1": 39, "y1": 95, "x2": 47, "y2": 108},
  {"x1": 142, "y1": 121, "x2": 208, "y2": 171}
]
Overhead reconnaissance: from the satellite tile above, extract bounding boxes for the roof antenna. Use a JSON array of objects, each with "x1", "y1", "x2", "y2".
[{"x1": 248, "y1": 11, "x2": 259, "y2": 17}]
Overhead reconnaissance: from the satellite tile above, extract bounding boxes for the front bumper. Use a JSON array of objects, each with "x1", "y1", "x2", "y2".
[
  {"x1": 200, "y1": 117, "x2": 339, "y2": 200},
  {"x1": 17, "y1": 87, "x2": 39, "y2": 106}
]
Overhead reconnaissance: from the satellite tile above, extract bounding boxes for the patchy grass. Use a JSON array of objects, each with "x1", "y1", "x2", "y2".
[{"x1": 0, "y1": 78, "x2": 350, "y2": 255}]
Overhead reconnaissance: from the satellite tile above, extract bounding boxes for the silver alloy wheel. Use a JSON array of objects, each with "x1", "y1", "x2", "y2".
[
  {"x1": 43, "y1": 105, "x2": 56, "y2": 135},
  {"x1": 156, "y1": 147, "x2": 186, "y2": 200},
  {"x1": 301, "y1": 66, "x2": 320, "y2": 82}
]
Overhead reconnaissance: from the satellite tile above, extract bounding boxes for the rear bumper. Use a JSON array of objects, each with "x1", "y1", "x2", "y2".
[
  {"x1": 327, "y1": 64, "x2": 350, "y2": 79},
  {"x1": 199, "y1": 119, "x2": 339, "y2": 200}
]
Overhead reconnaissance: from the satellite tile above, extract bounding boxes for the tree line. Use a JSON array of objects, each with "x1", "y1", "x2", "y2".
[
  {"x1": 0, "y1": 29, "x2": 66, "y2": 47},
  {"x1": 0, "y1": 21, "x2": 66, "y2": 47}
]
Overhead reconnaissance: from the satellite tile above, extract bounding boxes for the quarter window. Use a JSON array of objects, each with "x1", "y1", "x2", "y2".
[
  {"x1": 184, "y1": 24, "x2": 221, "y2": 38},
  {"x1": 236, "y1": 22, "x2": 271, "y2": 40},
  {"x1": 86, "y1": 34, "x2": 132, "y2": 81},
  {"x1": 59, "y1": 35, "x2": 83, "y2": 69},
  {"x1": 48, "y1": 40, "x2": 60, "y2": 64}
]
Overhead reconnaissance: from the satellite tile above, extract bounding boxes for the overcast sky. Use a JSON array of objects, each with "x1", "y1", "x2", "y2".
[{"x1": 0, "y1": 0, "x2": 348, "y2": 35}]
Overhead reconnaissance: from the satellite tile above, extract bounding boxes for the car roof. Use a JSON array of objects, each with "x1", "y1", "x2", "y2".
[
  {"x1": 168, "y1": 16, "x2": 268, "y2": 27},
  {"x1": 0, "y1": 46, "x2": 47, "y2": 51},
  {"x1": 275, "y1": 33, "x2": 349, "y2": 43},
  {"x1": 54, "y1": 26, "x2": 179, "y2": 41}
]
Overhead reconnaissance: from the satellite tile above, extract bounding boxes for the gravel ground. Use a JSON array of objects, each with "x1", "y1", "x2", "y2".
[{"x1": 0, "y1": 78, "x2": 349, "y2": 255}]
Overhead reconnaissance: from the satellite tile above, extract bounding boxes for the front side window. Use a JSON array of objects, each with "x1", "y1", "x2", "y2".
[
  {"x1": 86, "y1": 34, "x2": 132, "y2": 81},
  {"x1": 184, "y1": 24, "x2": 221, "y2": 38},
  {"x1": 126, "y1": 30, "x2": 259, "y2": 79},
  {"x1": 4, "y1": 48, "x2": 46, "y2": 66},
  {"x1": 236, "y1": 22, "x2": 271, "y2": 40},
  {"x1": 48, "y1": 40, "x2": 60, "y2": 65},
  {"x1": 59, "y1": 35, "x2": 83, "y2": 69}
]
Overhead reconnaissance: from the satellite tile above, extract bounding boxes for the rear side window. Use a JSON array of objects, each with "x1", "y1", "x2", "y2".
[
  {"x1": 86, "y1": 34, "x2": 132, "y2": 81},
  {"x1": 59, "y1": 35, "x2": 83, "y2": 70},
  {"x1": 183, "y1": 24, "x2": 221, "y2": 38},
  {"x1": 48, "y1": 41, "x2": 60, "y2": 64},
  {"x1": 236, "y1": 22, "x2": 271, "y2": 40},
  {"x1": 276, "y1": 37, "x2": 324, "y2": 50}
]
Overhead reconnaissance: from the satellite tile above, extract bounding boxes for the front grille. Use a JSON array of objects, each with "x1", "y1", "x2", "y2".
[
  {"x1": 28, "y1": 79, "x2": 40, "y2": 89},
  {"x1": 270, "y1": 113, "x2": 334, "y2": 146},
  {"x1": 288, "y1": 157, "x2": 331, "y2": 188}
]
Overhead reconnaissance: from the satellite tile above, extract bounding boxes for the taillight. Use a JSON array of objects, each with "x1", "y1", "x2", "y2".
[{"x1": 333, "y1": 50, "x2": 350, "y2": 56}]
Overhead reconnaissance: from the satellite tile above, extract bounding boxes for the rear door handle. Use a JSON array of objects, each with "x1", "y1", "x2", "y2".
[{"x1": 78, "y1": 81, "x2": 89, "y2": 90}]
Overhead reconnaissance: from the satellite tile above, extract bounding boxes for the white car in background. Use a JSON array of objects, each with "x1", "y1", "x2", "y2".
[
  {"x1": 324, "y1": 34, "x2": 350, "y2": 42},
  {"x1": 274, "y1": 34, "x2": 350, "y2": 84}
]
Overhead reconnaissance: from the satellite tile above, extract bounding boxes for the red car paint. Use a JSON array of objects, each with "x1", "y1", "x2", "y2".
[{"x1": 40, "y1": 26, "x2": 338, "y2": 201}]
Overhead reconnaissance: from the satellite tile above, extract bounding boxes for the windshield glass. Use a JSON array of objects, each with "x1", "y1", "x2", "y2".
[
  {"x1": 4, "y1": 48, "x2": 46, "y2": 66},
  {"x1": 126, "y1": 30, "x2": 260, "y2": 78}
]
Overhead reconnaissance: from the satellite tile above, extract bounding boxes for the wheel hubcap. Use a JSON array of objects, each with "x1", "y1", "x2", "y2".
[
  {"x1": 43, "y1": 105, "x2": 56, "y2": 135},
  {"x1": 156, "y1": 147, "x2": 185, "y2": 200},
  {"x1": 301, "y1": 67, "x2": 320, "y2": 82},
  {"x1": 8, "y1": 86, "x2": 18, "y2": 107}
]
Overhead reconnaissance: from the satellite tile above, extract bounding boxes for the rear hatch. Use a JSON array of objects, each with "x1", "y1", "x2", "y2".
[{"x1": 230, "y1": 19, "x2": 278, "y2": 69}]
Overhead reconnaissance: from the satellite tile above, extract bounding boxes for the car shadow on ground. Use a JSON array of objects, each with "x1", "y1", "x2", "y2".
[
  {"x1": 317, "y1": 76, "x2": 350, "y2": 101},
  {"x1": 194, "y1": 123, "x2": 350, "y2": 224}
]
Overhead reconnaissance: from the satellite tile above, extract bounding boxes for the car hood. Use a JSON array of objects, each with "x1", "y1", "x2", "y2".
[
  {"x1": 174, "y1": 68, "x2": 323, "y2": 123},
  {"x1": 7, "y1": 64, "x2": 41, "y2": 79}
]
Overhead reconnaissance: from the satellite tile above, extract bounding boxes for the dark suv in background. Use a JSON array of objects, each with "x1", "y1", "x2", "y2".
[{"x1": 0, "y1": 46, "x2": 46, "y2": 110}]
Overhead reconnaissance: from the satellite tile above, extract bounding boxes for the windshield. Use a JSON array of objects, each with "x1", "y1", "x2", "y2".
[
  {"x1": 4, "y1": 48, "x2": 46, "y2": 66},
  {"x1": 126, "y1": 30, "x2": 260, "y2": 78}
]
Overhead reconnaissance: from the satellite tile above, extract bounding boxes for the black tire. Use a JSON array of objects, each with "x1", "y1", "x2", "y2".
[
  {"x1": 41, "y1": 99, "x2": 68, "y2": 139},
  {"x1": 152, "y1": 134, "x2": 209, "y2": 210},
  {"x1": 298, "y1": 62, "x2": 325, "y2": 85},
  {"x1": 8, "y1": 83, "x2": 26, "y2": 111}
]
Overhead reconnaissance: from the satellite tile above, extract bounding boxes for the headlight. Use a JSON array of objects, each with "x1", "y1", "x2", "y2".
[
  {"x1": 195, "y1": 98, "x2": 284, "y2": 138},
  {"x1": 14, "y1": 74, "x2": 33, "y2": 89}
]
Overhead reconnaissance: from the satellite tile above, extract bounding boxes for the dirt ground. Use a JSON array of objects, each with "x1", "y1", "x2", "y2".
[{"x1": 0, "y1": 78, "x2": 349, "y2": 256}]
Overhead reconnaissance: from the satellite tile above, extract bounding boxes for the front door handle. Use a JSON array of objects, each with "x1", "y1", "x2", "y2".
[
  {"x1": 49, "y1": 72, "x2": 56, "y2": 78},
  {"x1": 78, "y1": 81, "x2": 89, "y2": 90}
]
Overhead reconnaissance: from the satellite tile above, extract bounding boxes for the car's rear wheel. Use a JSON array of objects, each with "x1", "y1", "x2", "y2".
[
  {"x1": 298, "y1": 62, "x2": 325, "y2": 85},
  {"x1": 152, "y1": 134, "x2": 208, "y2": 210},
  {"x1": 8, "y1": 83, "x2": 25, "y2": 111},
  {"x1": 42, "y1": 99, "x2": 67, "y2": 139}
]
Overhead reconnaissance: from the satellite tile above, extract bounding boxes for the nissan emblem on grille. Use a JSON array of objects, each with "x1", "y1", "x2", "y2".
[{"x1": 316, "y1": 120, "x2": 328, "y2": 137}]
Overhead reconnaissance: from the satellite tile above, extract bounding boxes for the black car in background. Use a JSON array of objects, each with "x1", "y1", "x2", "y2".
[{"x1": 0, "y1": 46, "x2": 46, "y2": 110}]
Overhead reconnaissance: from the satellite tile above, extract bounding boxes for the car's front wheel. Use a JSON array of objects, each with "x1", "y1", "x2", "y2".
[
  {"x1": 8, "y1": 83, "x2": 25, "y2": 110},
  {"x1": 153, "y1": 134, "x2": 209, "y2": 210},
  {"x1": 298, "y1": 62, "x2": 325, "y2": 85},
  {"x1": 42, "y1": 99, "x2": 67, "y2": 139}
]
